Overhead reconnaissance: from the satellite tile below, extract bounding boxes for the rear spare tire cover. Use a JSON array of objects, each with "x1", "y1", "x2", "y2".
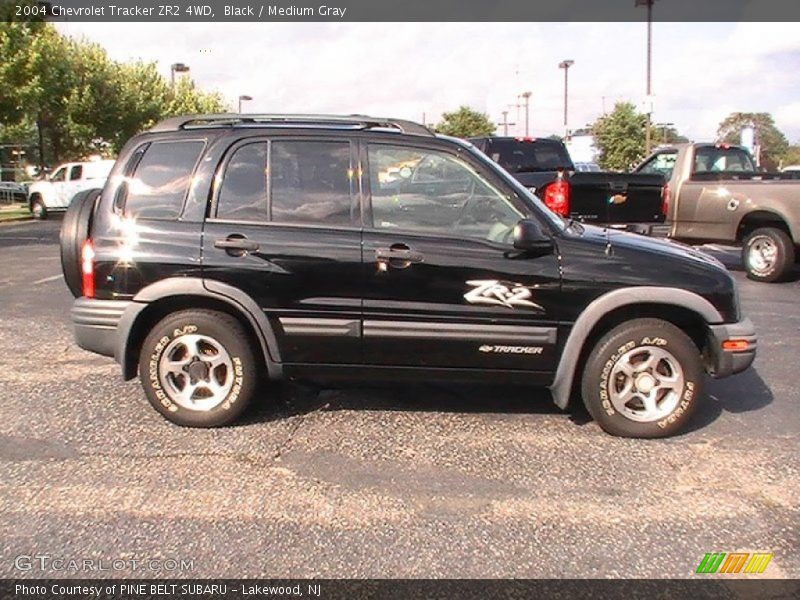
[{"x1": 60, "y1": 189, "x2": 101, "y2": 298}]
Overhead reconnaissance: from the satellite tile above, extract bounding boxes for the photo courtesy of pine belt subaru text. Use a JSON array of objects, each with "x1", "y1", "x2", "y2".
[{"x1": 60, "y1": 114, "x2": 757, "y2": 438}]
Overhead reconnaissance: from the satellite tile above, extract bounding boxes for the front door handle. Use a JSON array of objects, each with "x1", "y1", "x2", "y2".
[
  {"x1": 375, "y1": 244, "x2": 424, "y2": 269},
  {"x1": 215, "y1": 236, "x2": 259, "y2": 256}
]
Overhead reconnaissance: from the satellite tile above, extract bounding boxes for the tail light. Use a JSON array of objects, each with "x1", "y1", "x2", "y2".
[
  {"x1": 543, "y1": 175, "x2": 570, "y2": 217},
  {"x1": 81, "y1": 240, "x2": 95, "y2": 298},
  {"x1": 661, "y1": 183, "x2": 670, "y2": 216}
]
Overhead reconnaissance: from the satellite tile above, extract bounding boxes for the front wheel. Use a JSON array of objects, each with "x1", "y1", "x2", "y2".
[
  {"x1": 139, "y1": 309, "x2": 258, "y2": 427},
  {"x1": 31, "y1": 197, "x2": 47, "y2": 220},
  {"x1": 742, "y1": 227, "x2": 794, "y2": 282},
  {"x1": 581, "y1": 318, "x2": 703, "y2": 438}
]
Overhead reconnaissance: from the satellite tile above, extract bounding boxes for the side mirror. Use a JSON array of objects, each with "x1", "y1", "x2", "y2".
[{"x1": 513, "y1": 219, "x2": 554, "y2": 253}]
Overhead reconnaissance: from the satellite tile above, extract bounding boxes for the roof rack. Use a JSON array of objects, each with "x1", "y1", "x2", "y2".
[{"x1": 149, "y1": 113, "x2": 434, "y2": 137}]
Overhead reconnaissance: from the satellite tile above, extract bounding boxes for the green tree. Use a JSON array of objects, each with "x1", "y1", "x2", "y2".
[
  {"x1": 1, "y1": 20, "x2": 228, "y2": 164},
  {"x1": 591, "y1": 102, "x2": 648, "y2": 170},
  {"x1": 435, "y1": 106, "x2": 495, "y2": 138},
  {"x1": 651, "y1": 124, "x2": 689, "y2": 146},
  {"x1": 717, "y1": 112, "x2": 788, "y2": 170}
]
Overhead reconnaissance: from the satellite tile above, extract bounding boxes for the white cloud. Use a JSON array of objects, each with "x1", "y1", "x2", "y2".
[{"x1": 55, "y1": 21, "x2": 800, "y2": 143}]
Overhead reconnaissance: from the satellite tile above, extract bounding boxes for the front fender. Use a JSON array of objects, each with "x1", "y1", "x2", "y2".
[{"x1": 549, "y1": 286, "x2": 723, "y2": 409}]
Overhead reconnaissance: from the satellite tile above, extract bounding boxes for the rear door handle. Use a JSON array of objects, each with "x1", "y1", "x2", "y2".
[{"x1": 214, "y1": 236, "x2": 259, "y2": 256}]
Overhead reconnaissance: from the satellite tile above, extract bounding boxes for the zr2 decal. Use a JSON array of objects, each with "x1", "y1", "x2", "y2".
[{"x1": 464, "y1": 280, "x2": 544, "y2": 312}]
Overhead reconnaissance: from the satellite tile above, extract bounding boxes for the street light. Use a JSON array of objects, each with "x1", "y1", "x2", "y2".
[
  {"x1": 170, "y1": 62, "x2": 190, "y2": 86},
  {"x1": 520, "y1": 91, "x2": 532, "y2": 136},
  {"x1": 636, "y1": 0, "x2": 655, "y2": 154},
  {"x1": 558, "y1": 60, "x2": 574, "y2": 138},
  {"x1": 238, "y1": 95, "x2": 253, "y2": 113}
]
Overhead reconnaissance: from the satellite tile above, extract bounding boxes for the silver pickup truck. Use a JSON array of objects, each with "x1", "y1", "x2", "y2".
[{"x1": 636, "y1": 143, "x2": 800, "y2": 282}]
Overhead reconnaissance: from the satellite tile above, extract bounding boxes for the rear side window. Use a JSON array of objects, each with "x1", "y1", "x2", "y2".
[
  {"x1": 693, "y1": 147, "x2": 755, "y2": 173},
  {"x1": 270, "y1": 140, "x2": 353, "y2": 225},
  {"x1": 125, "y1": 141, "x2": 204, "y2": 220},
  {"x1": 69, "y1": 165, "x2": 83, "y2": 180},
  {"x1": 216, "y1": 143, "x2": 268, "y2": 222},
  {"x1": 637, "y1": 151, "x2": 677, "y2": 179}
]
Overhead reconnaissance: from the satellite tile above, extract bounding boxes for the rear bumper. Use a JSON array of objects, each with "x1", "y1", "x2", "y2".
[
  {"x1": 706, "y1": 317, "x2": 757, "y2": 378},
  {"x1": 71, "y1": 298, "x2": 131, "y2": 357}
]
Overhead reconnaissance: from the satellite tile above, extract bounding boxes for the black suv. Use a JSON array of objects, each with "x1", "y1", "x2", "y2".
[{"x1": 61, "y1": 114, "x2": 756, "y2": 438}]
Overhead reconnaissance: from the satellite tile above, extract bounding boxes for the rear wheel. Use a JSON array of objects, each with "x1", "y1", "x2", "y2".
[
  {"x1": 742, "y1": 227, "x2": 794, "y2": 282},
  {"x1": 581, "y1": 318, "x2": 703, "y2": 438},
  {"x1": 139, "y1": 309, "x2": 258, "y2": 427},
  {"x1": 59, "y1": 189, "x2": 101, "y2": 297},
  {"x1": 31, "y1": 197, "x2": 46, "y2": 220}
]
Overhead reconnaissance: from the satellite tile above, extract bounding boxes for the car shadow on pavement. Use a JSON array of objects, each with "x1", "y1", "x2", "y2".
[
  {"x1": 243, "y1": 381, "x2": 563, "y2": 425},
  {"x1": 241, "y1": 367, "x2": 774, "y2": 436}
]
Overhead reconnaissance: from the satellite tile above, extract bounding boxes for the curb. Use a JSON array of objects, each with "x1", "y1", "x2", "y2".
[{"x1": 0, "y1": 215, "x2": 34, "y2": 224}]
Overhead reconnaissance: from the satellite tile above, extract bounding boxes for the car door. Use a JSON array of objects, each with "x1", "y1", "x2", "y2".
[
  {"x1": 62, "y1": 164, "x2": 85, "y2": 207},
  {"x1": 360, "y1": 141, "x2": 562, "y2": 374},
  {"x1": 47, "y1": 166, "x2": 67, "y2": 207},
  {"x1": 202, "y1": 136, "x2": 362, "y2": 364}
]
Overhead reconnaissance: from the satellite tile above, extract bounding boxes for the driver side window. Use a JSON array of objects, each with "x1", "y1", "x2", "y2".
[{"x1": 367, "y1": 144, "x2": 523, "y2": 242}]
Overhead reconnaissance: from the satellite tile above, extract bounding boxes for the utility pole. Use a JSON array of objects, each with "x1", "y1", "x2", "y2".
[
  {"x1": 498, "y1": 111, "x2": 516, "y2": 136},
  {"x1": 558, "y1": 60, "x2": 574, "y2": 138},
  {"x1": 521, "y1": 91, "x2": 532, "y2": 136},
  {"x1": 636, "y1": 0, "x2": 655, "y2": 154}
]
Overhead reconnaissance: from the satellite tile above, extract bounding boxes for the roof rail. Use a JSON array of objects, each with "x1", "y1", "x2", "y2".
[{"x1": 148, "y1": 113, "x2": 434, "y2": 137}]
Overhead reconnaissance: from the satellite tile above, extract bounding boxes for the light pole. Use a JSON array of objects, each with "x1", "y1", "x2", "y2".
[
  {"x1": 521, "y1": 91, "x2": 532, "y2": 137},
  {"x1": 170, "y1": 62, "x2": 190, "y2": 86},
  {"x1": 636, "y1": 0, "x2": 655, "y2": 154},
  {"x1": 238, "y1": 95, "x2": 253, "y2": 113},
  {"x1": 498, "y1": 111, "x2": 516, "y2": 136},
  {"x1": 558, "y1": 60, "x2": 574, "y2": 138}
]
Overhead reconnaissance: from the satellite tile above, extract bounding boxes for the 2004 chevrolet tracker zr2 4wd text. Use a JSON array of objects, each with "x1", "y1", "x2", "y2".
[{"x1": 60, "y1": 114, "x2": 756, "y2": 438}]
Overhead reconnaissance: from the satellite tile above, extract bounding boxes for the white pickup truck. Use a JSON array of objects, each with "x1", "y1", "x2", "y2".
[{"x1": 27, "y1": 160, "x2": 114, "y2": 219}]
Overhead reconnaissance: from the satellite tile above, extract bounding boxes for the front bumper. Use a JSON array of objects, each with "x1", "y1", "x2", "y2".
[
  {"x1": 706, "y1": 317, "x2": 757, "y2": 378},
  {"x1": 71, "y1": 298, "x2": 131, "y2": 358}
]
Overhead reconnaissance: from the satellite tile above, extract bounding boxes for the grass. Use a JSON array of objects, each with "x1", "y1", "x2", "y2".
[{"x1": 0, "y1": 203, "x2": 31, "y2": 222}]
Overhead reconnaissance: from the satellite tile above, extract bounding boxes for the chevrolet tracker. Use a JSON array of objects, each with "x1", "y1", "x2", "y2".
[{"x1": 60, "y1": 114, "x2": 756, "y2": 438}]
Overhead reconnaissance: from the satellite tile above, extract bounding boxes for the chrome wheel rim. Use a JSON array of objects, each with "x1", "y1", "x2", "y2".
[
  {"x1": 607, "y1": 346, "x2": 685, "y2": 423},
  {"x1": 747, "y1": 236, "x2": 777, "y2": 276},
  {"x1": 32, "y1": 203, "x2": 43, "y2": 217},
  {"x1": 158, "y1": 334, "x2": 234, "y2": 411}
]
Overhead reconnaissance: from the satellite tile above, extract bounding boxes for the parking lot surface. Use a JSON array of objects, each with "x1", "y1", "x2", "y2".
[{"x1": 0, "y1": 219, "x2": 798, "y2": 578}]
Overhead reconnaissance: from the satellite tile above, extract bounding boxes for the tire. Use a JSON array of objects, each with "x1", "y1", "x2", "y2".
[
  {"x1": 138, "y1": 309, "x2": 258, "y2": 427},
  {"x1": 59, "y1": 189, "x2": 101, "y2": 297},
  {"x1": 742, "y1": 227, "x2": 794, "y2": 283},
  {"x1": 581, "y1": 318, "x2": 703, "y2": 438},
  {"x1": 30, "y1": 197, "x2": 47, "y2": 220}
]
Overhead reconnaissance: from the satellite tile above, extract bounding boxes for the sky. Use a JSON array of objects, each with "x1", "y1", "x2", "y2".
[{"x1": 54, "y1": 21, "x2": 800, "y2": 143}]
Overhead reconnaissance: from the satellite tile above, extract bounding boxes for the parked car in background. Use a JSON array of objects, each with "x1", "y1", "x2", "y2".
[
  {"x1": 27, "y1": 159, "x2": 114, "y2": 219},
  {"x1": 469, "y1": 136, "x2": 667, "y2": 234},
  {"x1": 635, "y1": 143, "x2": 800, "y2": 282},
  {"x1": 574, "y1": 161, "x2": 602, "y2": 172},
  {"x1": 0, "y1": 181, "x2": 27, "y2": 203}
]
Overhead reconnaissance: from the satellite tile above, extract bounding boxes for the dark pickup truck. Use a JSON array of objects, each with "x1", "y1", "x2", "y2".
[{"x1": 470, "y1": 136, "x2": 667, "y2": 232}]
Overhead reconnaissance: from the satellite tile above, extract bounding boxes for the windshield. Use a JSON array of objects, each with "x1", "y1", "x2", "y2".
[{"x1": 485, "y1": 139, "x2": 573, "y2": 173}]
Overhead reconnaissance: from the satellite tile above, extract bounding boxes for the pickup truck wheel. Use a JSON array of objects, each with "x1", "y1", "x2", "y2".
[
  {"x1": 139, "y1": 309, "x2": 257, "y2": 428},
  {"x1": 581, "y1": 318, "x2": 703, "y2": 438},
  {"x1": 59, "y1": 189, "x2": 101, "y2": 298},
  {"x1": 742, "y1": 227, "x2": 794, "y2": 282},
  {"x1": 31, "y1": 197, "x2": 46, "y2": 220}
]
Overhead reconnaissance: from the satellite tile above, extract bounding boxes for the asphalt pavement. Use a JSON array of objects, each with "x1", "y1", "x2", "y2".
[{"x1": 0, "y1": 219, "x2": 797, "y2": 579}]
